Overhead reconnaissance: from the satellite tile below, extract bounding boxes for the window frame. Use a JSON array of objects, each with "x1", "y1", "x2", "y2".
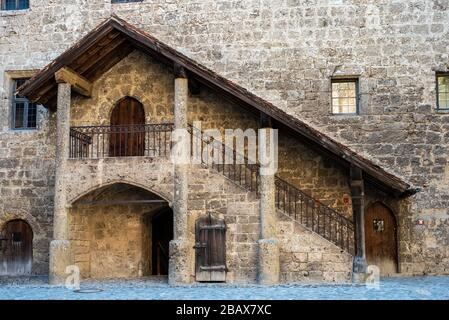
[
  {"x1": 330, "y1": 77, "x2": 360, "y2": 115},
  {"x1": 436, "y1": 72, "x2": 449, "y2": 111},
  {"x1": 111, "y1": 0, "x2": 143, "y2": 4},
  {"x1": 11, "y1": 78, "x2": 37, "y2": 131},
  {"x1": 1, "y1": 0, "x2": 29, "y2": 11}
]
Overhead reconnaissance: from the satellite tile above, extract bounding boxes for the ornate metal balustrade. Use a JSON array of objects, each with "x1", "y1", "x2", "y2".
[
  {"x1": 275, "y1": 178, "x2": 355, "y2": 254},
  {"x1": 69, "y1": 123, "x2": 174, "y2": 158},
  {"x1": 188, "y1": 125, "x2": 259, "y2": 193}
]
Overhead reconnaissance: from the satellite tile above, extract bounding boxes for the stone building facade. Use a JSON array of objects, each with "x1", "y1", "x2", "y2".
[{"x1": 0, "y1": 1, "x2": 448, "y2": 283}]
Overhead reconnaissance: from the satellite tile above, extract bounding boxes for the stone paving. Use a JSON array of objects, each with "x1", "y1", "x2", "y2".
[{"x1": 0, "y1": 276, "x2": 448, "y2": 300}]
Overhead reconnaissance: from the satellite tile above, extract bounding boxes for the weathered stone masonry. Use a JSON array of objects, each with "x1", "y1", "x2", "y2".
[{"x1": 1, "y1": 0, "x2": 448, "y2": 280}]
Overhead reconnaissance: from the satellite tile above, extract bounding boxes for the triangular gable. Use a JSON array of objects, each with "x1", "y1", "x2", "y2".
[{"x1": 17, "y1": 15, "x2": 416, "y2": 197}]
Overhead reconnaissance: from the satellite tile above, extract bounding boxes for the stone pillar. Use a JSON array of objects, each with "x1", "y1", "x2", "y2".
[
  {"x1": 169, "y1": 67, "x2": 191, "y2": 285},
  {"x1": 49, "y1": 82, "x2": 72, "y2": 285},
  {"x1": 257, "y1": 127, "x2": 280, "y2": 284},
  {"x1": 350, "y1": 165, "x2": 367, "y2": 282}
]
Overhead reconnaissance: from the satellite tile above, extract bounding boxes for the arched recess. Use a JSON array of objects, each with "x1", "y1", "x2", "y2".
[
  {"x1": 109, "y1": 96, "x2": 146, "y2": 157},
  {"x1": 0, "y1": 219, "x2": 33, "y2": 275},
  {"x1": 365, "y1": 202, "x2": 398, "y2": 275},
  {"x1": 69, "y1": 182, "x2": 173, "y2": 279},
  {"x1": 68, "y1": 179, "x2": 172, "y2": 207}
]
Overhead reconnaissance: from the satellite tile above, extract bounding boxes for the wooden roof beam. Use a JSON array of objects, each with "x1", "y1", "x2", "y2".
[{"x1": 55, "y1": 67, "x2": 93, "y2": 97}]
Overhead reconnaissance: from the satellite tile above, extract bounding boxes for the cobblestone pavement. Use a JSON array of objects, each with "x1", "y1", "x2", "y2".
[{"x1": 0, "y1": 276, "x2": 448, "y2": 300}]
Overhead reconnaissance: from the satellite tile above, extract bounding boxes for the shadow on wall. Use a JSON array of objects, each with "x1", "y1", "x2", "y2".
[{"x1": 69, "y1": 182, "x2": 174, "y2": 279}]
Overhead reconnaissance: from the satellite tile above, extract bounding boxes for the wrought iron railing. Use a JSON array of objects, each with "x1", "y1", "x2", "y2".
[
  {"x1": 69, "y1": 123, "x2": 174, "y2": 158},
  {"x1": 275, "y1": 178, "x2": 355, "y2": 254},
  {"x1": 188, "y1": 124, "x2": 354, "y2": 254},
  {"x1": 188, "y1": 124, "x2": 259, "y2": 193}
]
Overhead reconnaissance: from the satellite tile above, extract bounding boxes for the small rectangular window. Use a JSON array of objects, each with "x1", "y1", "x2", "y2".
[
  {"x1": 12, "y1": 78, "x2": 37, "y2": 130},
  {"x1": 437, "y1": 74, "x2": 449, "y2": 110},
  {"x1": 331, "y1": 79, "x2": 359, "y2": 115},
  {"x1": 111, "y1": 0, "x2": 143, "y2": 3},
  {"x1": 1, "y1": 0, "x2": 29, "y2": 10}
]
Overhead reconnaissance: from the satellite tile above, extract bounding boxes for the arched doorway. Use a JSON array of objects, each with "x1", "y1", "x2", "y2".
[
  {"x1": 0, "y1": 219, "x2": 33, "y2": 275},
  {"x1": 151, "y1": 208, "x2": 173, "y2": 275},
  {"x1": 365, "y1": 202, "x2": 398, "y2": 275},
  {"x1": 109, "y1": 97, "x2": 145, "y2": 157},
  {"x1": 70, "y1": 182, "x2": 174, "y2": 279}
]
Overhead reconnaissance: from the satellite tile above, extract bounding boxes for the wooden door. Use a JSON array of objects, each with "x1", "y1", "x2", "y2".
[
  {"x1": 195, "y1": 213, "x2": 227, "y2": 282},
  {"x1": 365, "y1": 202, "x2": 398, "y2": 275},
  {"x1": 0, "y1": 220, "x2": 33, "y2": 275},
  {"x1": 151, "y1": 208, "x2": 173, "y2": 275},
  {"x1": 109, "y1": 97, "x2": 145, "y2": 157}
]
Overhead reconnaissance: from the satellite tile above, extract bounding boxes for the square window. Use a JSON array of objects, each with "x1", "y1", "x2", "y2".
[
  {"x1": 331, "y1": 79, "x2": 359, "y2": 114},
  {"x1": 11, "y1": 78, "x2": 37, "y2": 130},
  {"x1": 437, "y1": 74, "x2": 449, "y2": 110}
]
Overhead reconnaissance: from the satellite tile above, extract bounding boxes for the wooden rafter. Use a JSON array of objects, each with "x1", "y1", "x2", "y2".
[{"x1": 55, "y1": 67, "x2": 93, "y2": 97}]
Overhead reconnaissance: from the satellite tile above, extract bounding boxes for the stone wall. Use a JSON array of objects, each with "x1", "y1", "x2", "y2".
[
  {"x1": 0, "y1": 91, "x2": 55, "y2": 274},
  {"x1": 69, "y1": 203, "x2": 161, "y2": 279},
  {"x1": 278, "y1": 211, "x2": 353, "y2": 283},
  {"x1": 1, "y1": 0, "x2": 448, "y2": 276}
]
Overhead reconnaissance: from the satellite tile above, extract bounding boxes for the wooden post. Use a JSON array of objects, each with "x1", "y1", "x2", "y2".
[{"x1": 350, "y1": 165, "x2": 367, "y2": 282}]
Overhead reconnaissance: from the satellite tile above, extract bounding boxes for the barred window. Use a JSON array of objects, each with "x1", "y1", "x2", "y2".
[
  {"x1": 1, "y1": 0, "x2": 29, "y2": 10},
  {"x1": 437, "y1": 74, "x2": 449, "y2": 110},
  {"x1": 331, "y1": 79, "x2": 359, "y2": 114},
  {"x1": 12, "y1": 79, "x2": 37, "y2": 130}
]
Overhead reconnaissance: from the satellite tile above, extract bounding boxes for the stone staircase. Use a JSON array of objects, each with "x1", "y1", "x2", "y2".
[{"x1": 189, "y1": 125, "x2": 355, "y2": 256}]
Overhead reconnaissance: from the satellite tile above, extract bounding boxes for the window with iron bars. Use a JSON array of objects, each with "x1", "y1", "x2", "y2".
[
  {"x1": 1, "y1": 0, "x2": 29, "y2": 10},
  {"x1": 12, "y1": 79, "x2": 37, "y2": 130}
]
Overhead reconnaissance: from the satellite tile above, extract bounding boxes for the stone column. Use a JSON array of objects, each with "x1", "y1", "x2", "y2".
[
  {"x1": 350, "y1": 165, "x2": 367, "y2": 282},
  {"x1": 257, "y1": 127, "x2": 280, "y2": 284},
  {"x1": 169, "y1": 67, "x2": 191, "y2": 285},
  {"x1": 49, "y1": 82, "x2": 72, "y2": 285}
]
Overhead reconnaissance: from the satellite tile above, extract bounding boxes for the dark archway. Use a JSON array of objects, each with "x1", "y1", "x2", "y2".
[
  {"x1": 365, "y1": 202, "x2": 398, "y2": 275},
  {"x1": 0, "y1": 219, "x2": 33, "y2": 275},
  {"x1": 109, "y1": 97, "x2": 146, "y2": 157},
  {"x1": 71, "y1": 182, "x2": 174, "y2": 279},
  {"x1": 151, "y1": 208, "x2": 173, "y2": 275}
]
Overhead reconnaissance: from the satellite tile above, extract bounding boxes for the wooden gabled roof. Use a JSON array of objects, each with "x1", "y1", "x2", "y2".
[{"x1": 17, "y1": 15, "x2": 417, "y2": 197}]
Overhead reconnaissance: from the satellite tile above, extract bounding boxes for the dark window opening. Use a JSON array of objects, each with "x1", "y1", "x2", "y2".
[
  {"x1": 12, "y1": 78, "x2": 37, "y2": 130},
  {"x1": 12, "y1": 232, "x2": 22, "y2": 242},
  {"x1": 1, "y1": 0, "x2": 29, "y2": 10}
]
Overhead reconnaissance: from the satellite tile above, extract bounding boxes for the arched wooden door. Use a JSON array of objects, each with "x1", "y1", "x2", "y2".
[
  {"x1": 365, "y1": 202, "x2": 398, "y2": 275},
  {"x1": 109, "y1": 97, "x2": 145, "y2": 157},
  {"x1": 0, "y1": 220, "x2": 33, "y2": 275}
]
